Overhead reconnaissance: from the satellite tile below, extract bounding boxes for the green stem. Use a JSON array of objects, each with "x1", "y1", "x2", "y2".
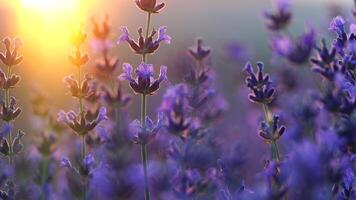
[
  {"x1": 5, "y1": 66, "x2": 13, "y2": 167},
  {"x1": 76, "y1": 49, "x2": 87, "y2": 200},
  {"x1": 140, "y1": 94, "x2": 150, "y2": 200},
  {"x1": 40, "y1": 156, "x2": 49, "y2": 200},
  {"x1": 81, "y1": 135, "x2": 87, "y2": 200},
  {"x1": 140, "y1": 11, "x2": 152, "y2": 200},
  {"x1": 262, "y1": 103, "x2": 280, "y2": 162},
  {"x1": 142, "y1": 12, "x2": 152, "y2": 63},
  {"x1": 141, "y1": 144, "x2": 150, "y2": 200}
]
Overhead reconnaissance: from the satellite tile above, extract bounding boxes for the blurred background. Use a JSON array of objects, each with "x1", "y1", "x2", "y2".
[
  {"x1": 0, "y1": 0, "x2": 353, "y2": 166},
  {"x1": 0, "y1": 0, "x2": 353, "y2": 196}
]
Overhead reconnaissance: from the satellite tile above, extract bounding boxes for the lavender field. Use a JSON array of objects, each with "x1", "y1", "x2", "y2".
[{"x1": 0, "y1": 0, "x2": 354, "y2": 199}]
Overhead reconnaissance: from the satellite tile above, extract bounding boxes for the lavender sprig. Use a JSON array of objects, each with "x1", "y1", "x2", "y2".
[
  {"x1": 0, "y1": 37, "x2": 25, "y2": 199},
  {"x1": 244, "y1": 62, "x2": 285, "y2": 162},
  {"x1": 58, "y1": 25, "x2": 107, "y2": 200},
  {"x1": 117, "y1": 1, "x2": 170, "y2": 199}
]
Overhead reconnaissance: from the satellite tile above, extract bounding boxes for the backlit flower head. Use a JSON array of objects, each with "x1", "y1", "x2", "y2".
[
  {"x1": 69, "y1": 25, "x2": 88, "y2": 49},
  {"x1": 135, "y1": 0, "x2": 165, "y2": 13},
  {"x1": 0, "y1": 70, "x2": 20, "y2": 90},
  {"x1": 0, "y1": 37, "x2": 23, "y2": 67},
  {"x1": 63, "y1": 74, "x2": 96, "y2": 100},
  {"x1": 119, "y1": 63, "x2": 167, "y2": 95},
  {"x1": 117, "y1": 26, "x2": 171, "y2": 55},
  {"x1": 0, "y1": 97, "x2": 21, "y2": 122},
  {"x1": 57, "y1": 107, "x2": 108, "y2": 136},
  {"x1": 91, "y1": 15, "x2": 113, "y2": 53}
]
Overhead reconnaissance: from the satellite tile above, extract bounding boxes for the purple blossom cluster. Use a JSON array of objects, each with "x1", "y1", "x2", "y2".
[{"x1": 0, "y1": 0, "x2": 355, "y2": 200}]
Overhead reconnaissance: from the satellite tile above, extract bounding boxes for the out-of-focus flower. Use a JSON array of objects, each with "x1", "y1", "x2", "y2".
[
  {"x1": 63, "y1": 74, "x2": 96, "y2": 100},
  {"x1": 319, "y1": 85, "x2": 355, "y2": 115},
  {"x1": 135, "y1": 0, "x2": 165, "y2": 13},
  {"x1": 188, "y1": 38, "x2": 211, "y2": 62},
  {"x1": 11, "y1": 131, "x2": 25, "y2": 155},
  {"x1": 329, "y1": 16, "x2": 346, "y2": 36},
  {"x1": 129, "y1": 113, "x2": 163, "y2": 144},
  {"x1": 36, "y1": 132, "x2": 57, "y2": 156},
  {"x1": 244, "y1": 62, "x2": 275, "y2": 104},
  {"x1": 311, "y1": 39, "x2": 337, "y2": 72},
  {"x1": 102, "y1": 86, "x2": 131, "y2": 107},
  {"x1": 119, "y1": 63, "x2": 167, "y2": 95},
  {"x1": 263, "y1": 0, "x2": 292, "y2": 31},
  {"x1": 79, "y1": 154, "x2": 96, "y2": 177},
  {"x1": 68, "y1": 50, "x2": 89, "y2": 67},
  {"x1": 223, "y1": 42, "x2": 249, "y2": 63},
  {"x1": 160, "y1": 84, "x2": 191, "y2": 137},
  {"x1": 91, "y1": 15, "x2": 111, "y2": 42},
  {"x1": 61, "y1": 157, "x2": 72, "y2": 169},
  {"x1": 117, "y1": 26, "x2": 171, "y2": 55},
  {"x1": 69, "y1": 25, "x2": 88, "y2": 49},
  {"x1": 0, "y1": 37, "x2": 23, "y2": 67},
  {"x1": 57, "y1": 107, "x2": 108, "y2": 136},
  {"x1": 271, "y1": 26, "x2": 315, "y2": 64}
]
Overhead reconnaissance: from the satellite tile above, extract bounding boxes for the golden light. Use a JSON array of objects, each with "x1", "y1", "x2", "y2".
[
  {"x1": 20, "y1": 0, "x2": 77, "y2": 12},
  {"x1": 17, "y1": 0, "x2": 91, "y2": 46},
  {"x1": 14, "y1": 0, "x2": 94, "y2": 76}
]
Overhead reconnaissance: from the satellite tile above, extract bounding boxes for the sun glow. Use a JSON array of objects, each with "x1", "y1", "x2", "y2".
[
  {"x1": 21, "y1": 0, "x2": 77, "y2": 11},
  {"x1": 15, "y1": 0, "x2": 94, "y2": 74}
]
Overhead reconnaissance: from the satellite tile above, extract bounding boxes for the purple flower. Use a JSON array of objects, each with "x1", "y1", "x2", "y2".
[
  {"x1": 243, "y1": 62, "x2": 275, "y2": 104},
  {"x1": 117, "y1": 26, "x2": 171, "y2": 55},
  {"x1": 157, "y1": 26, "x2": 172, "y2": 44},
  {"x1": 271, "y1": 26, "x2": 315, "y2": 64},
  {"x1": 259, "y1": 115, "x2": 286, "y2": 142},
  {"x1": 263, "y1": 0, "x2": 292, "y2": 31},
  {"x1": 329, "y1": 16, "x2": 346, "y2": 36},
  {"x1": 129, "y1": 113, "x2": 163, "y2": 144},
  {"x1": 82, "y1": 154, "x2": 95, "y2": 171},
  {"x1": 0, "y1": 97, "x2": 21, "y2": 122},
  {"x1": 57, "y1": 107, "x2": 108, "y2": 136},
  {"x1": 119, "y1": 63, "x2": 167, "y2": 95},
  {"x1": 311, "y1": 39, "x2": 337, "y2": 70},
  {"x1": 60, "y1": 157, "x2": 72, "y2": 169},
  {"x1": 188, "y1": 38, "x2": 211, "y2": 62},
  {"x1": 159, "y1": 84, "x2": 191, "y2": 136}
]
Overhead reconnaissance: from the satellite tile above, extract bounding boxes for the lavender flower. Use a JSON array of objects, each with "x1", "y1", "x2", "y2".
[
  {"x1": 0, "y1": 38, "x2": 23, "y2": 67},
  {"x1": 119, "y1": 63, "x2": 167, "y2": 95},
  {"x1": 271, "y1": 26, "x2": 315, "y2": 64},
  {"x1": 188, "y1": 38, "x2": 211, "y2": 62},
  {"x1": 0, "y1": 97, "x2": 21, "y2": 122},
  {"x1": 244, "y1": 62, "x2": 275, "y2": 104},
  {"x1": 328, "y1": 16, "x2": 356, "y2": 55},
  {"x1": 159, "y1": 84, "x2": 191, "y2": 137},
  {"x1": 58, "y1": 107, "x2": 108, "y2": 136},
  {"x1": 129, "y1": 113, "x2": 163, "y2": 144},
  {"x1": 117, "y1": 26, "x2": 171, "y2": 55},
  {"x1": 263, "y1": 0, "x2": 292, "y2": 31},
  {"x1": 259, "y1": 115, "x2": 285, "y2": 143}
]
